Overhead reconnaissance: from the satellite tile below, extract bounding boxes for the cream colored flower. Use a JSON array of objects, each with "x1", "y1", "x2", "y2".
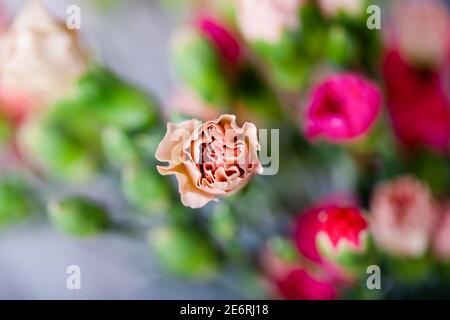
[
  {"x1": 156, "y1": 114, "x2": 262, "y2": 209},
  {"x1": 0, "y1": 0, "x2": 88, "y2": 114},
  {"x1": 318, "y1": 0, "x2": 364, "y2": 18},
  {"x1": 236, "y1": 0, "x2": 304, "y2": 44},
  {"x1": 370, "y1": 176, "x2": 438, "y2": 258}
]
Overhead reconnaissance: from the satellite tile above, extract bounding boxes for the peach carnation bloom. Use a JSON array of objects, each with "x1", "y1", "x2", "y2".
[
  {"x1": 433, "y1": 204, "x2": 450, "y2": 261},
  {"x1": 236, "y1": 0, "x2": 304, "y2": 44},
  {"x1": 318, "y1": 0, "x2": 364, "y2": 18},
  {"x1": 370, "y1": 176, "x2": 438, "y2": 258},
  {"x1": 156, "y1": 114, "x2": 262, "y2": 209},
  {"x1": 0, "y1": 0, "x2": 87, "y2": 119}
]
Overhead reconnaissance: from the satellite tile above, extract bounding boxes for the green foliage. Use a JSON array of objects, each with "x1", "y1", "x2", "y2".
[
  {"x1": 47, "y1": 196, "x2": 110, "y2": 237},
  {"x1": 0, "y1": 174, "x2": 33, "y2": 227},
  {"x1": 149, "y1": 225, "x2": 220, "y2": 279}
]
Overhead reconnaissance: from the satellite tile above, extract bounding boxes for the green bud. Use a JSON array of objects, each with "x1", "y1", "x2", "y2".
[
  {"x1": 149, "y1": 225, "x2": 219, "y2": 279},
  {"x1": 121, "y1": 163, "x2": 172, "y2": 213},
  {"x1": 102, "y1": 127, "x2": 138, "y2": 169},
  {"x1": 0, "y1": 174, "x2": 32, "y2": 227},
  {"x1": 47, "y1": 197, "x2": 110, "y2": 237},
  {"x1": 18, "y1": 119, "x2": 98, "y2": 182},
  {"x1": 172, "y1": 27, "x2": 231, "y2": 107},
  {"x1": 0, "y1": 115, "x2": 11, "y2": 143},
  {"x1": 326, "y1": 26, "x2": 356, "y2": 66},
  {"x1": 210, "y1": 202, "x2": 236, "y2": 243},
  {"x1": 268, "y1": 237, "x2": 300, "y2": 264}
]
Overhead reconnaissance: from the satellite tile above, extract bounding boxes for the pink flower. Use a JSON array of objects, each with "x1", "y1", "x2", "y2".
[
  {"x1": 155, "y1": 114, "x2": 262, "y2": 209},
  {"x1": 197, "y1": 16, "x2": 241, "y2": 66},
  {"x1": 383, "y1": 50, "x2": 450, "y2": 152},
  {"x1": 388, "y1": 0, "x2": 450, "y2": 69},
  {"x1": 370, "y1": 176, "x2": 438, "y2": 258},
  {"x1": 276, "y1": 268, "x2": 337, "y2": 300},
  {"x1": 304, "y1": 73, "x2": 382, "y2": 143},
  {"x1": 235, "y1": 0, "x2": 304, "y2": 44},
  {"x1": 294, "y1": 205, "x2": 368, "y2": 280},
  {"x1": 261, "y1": 242, "x2": 337, "y2": 300},
  {"x1": 432, "y1": 204, "x2": 450, "y2": 261}
]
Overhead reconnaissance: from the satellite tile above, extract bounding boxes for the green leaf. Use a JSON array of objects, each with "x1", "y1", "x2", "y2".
[
  {"x1": 0, "y1": 174, "x2": 32, "y2": 227},
  {"x1": 47, "y1": 196, "x2": 110, "y2": 237},
  {"x1": 149, "y1": 225, "x2": 220, "y2": 279}
]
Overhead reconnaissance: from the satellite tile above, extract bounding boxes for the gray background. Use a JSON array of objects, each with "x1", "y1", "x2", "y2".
[{"x1": 0, "y1": 0, "x2": 242, "y2": 300}]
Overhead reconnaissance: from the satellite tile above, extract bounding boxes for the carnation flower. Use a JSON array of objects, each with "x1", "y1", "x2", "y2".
[
  {"x1": 304, "y1": 73, "x2": 382, "y2": 143},
  {"x1": 383, "y1": 50, "x2": 450, "y2": 152},
  {"x1": 390, "y1": 0, "x2": 450, "y2": 69},
  {"x1": 276, "y1": 268, "x2": 337, "y2": 300},
  {"x1": 197, "y1": 16, "x2": 241, "y2": 66},
  {"x1": 294, "y1": 205, "x2": 369, "y2": 280},
  {"x1": 318, "y1": 0, "x2": 364, "y2": 18},
  {"x1": 0, "y1": 0, "x2": 88, "y2": 121},
  {"x1": 370, "y1": 176, "x2": 438, "y2": 258},
  {"x1": 261, "y1": 240, "x2": 337, "y2": 300},
  {"x1": 432, "y1": 204, "x2": 450, "y2": 261},
  {"x1": 235, "y1": 0, "x2": 304, "y2": 44},
  {"x1": 155, "y1": 114, "x2": 262, "y2": 209}
]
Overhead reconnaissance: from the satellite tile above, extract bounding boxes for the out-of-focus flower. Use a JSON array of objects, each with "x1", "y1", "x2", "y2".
[
  {"x1": 318, "y1": 0, "x2": 364, "y2": 18},
  {"x1": 370, "y1": 176, "x2": 438, "y2": 258},
  {"x1": 432, "y1": 204, "x2": 450, "y2": 261},
  {"x1": 235, "y1": 0, "x2": 304, "y2": 44},
  {"x1": 389, "y1": 0, "x2": 450, "y2": 69},
  {"x1": 304, "y1": 73, "x2": 382, "y2": 143},
  {"x1": 383, "y1": 50, "x2": 450, "y2": 152},
  {"x1": 0, "y1": 0, "x2": 88, "y2": 121},
  {"x1": 294, "y1": 205, "x2": 368, "y2": 278},
  {"x1": 262, "y1": 238, "x2": 337, "y2": 300},
  {"x1": 276, "y1": 268, "x2": 337, "y2": 300},
  {"x1": 197, "y1": 16, "x2": 241, "y2": 66},
  {"x1": 156, "y1": 114, "x2": 262, "y2": 209}
]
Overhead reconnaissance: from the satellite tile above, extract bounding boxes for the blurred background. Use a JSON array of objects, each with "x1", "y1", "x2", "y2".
[
  {"x1": 1, "y1": 0, "x2": 450, "y2": 300},
  {"x1": 0, "y1": 0, "x2": 242, "y2": 300}
]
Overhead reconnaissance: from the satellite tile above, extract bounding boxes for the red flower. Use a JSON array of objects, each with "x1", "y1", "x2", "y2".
[
  {"x1": 294, "y1": 205, "x2": 369, "y2": 281},
  {"x1": 197, "y1": 16, "x2": 241, "y2": 66},
  {"x1": 304, "y1": 73, "x2": 382, "y2": 143},
  {"x1": 383, "y1": 50, "x2": 450, "y2": 152},
  {"x1": 277, "y1": 268, "x2": 337, "y2": 300}
]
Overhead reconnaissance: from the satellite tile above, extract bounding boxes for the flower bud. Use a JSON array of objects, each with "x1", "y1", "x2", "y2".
[
  {"x1": 0, "y1": 174, "x2": 32, "y2": 227},
  {"x1": 148, "y1": 225, "x2": 219, "y2": 279},
  {"x1": 18, "y1": 116, "x2": 98, "y2": 182},
  {"x1": 102, "y1": 127, "x2": 138, "y2": 169},
  {"x1": 47, "y1": 197, "x2": 110, "y2": 237},
  {"x1": 121, "y1": 163, "x2": 172, "y2": 213},
  {"x1": 171, "y1": 26, "x2": 232, "y2": 107}
]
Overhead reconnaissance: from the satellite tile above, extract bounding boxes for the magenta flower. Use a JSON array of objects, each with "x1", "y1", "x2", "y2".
[
  {"x1": 276, "y1": 268, "x2": 337, "y2": 300},
  {"x1": 304, "y1": 73, "x2": 382, "y2": 143},
  {"x1": 383, "y1": 50, "x2": 450, "y2": 152},
  {"x1": 196, "y1": 16, "x2": 241, "y2": 66},
  {"x1": 432, "y1": 204, "x2": 450, "y2": 261}
]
